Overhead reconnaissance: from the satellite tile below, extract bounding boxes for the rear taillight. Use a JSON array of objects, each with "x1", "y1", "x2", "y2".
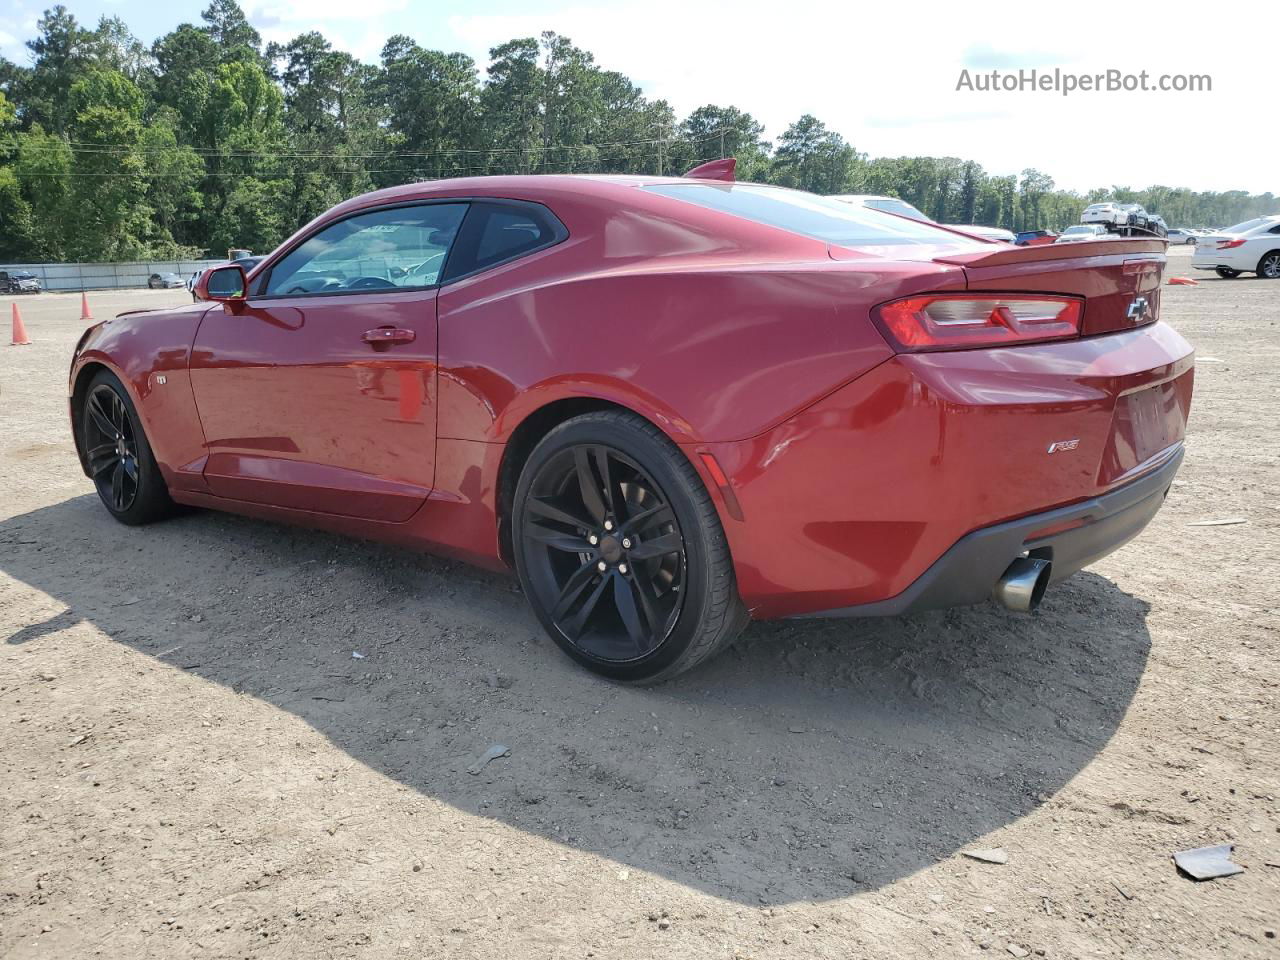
[
  {"x1": 1217, "y1": 238, "x2": 1246, "y2": 249},
  {"x1": 874, "y1": 294, "x2": 1083, "y2": 351}
]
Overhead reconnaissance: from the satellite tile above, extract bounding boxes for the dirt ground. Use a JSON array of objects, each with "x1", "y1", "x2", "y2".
[{"x1": 1, "y1": 247, "x2": 1277, "y2": 959}]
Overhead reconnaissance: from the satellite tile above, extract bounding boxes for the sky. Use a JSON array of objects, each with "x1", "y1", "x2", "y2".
[{"x1": 0, "y1": 0, "x2": 1270, "y2": 195}]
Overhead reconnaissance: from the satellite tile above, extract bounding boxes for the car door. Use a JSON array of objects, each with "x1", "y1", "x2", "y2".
[{"x1": 189, "y1": 201, "x2": 468, "y2": 522}]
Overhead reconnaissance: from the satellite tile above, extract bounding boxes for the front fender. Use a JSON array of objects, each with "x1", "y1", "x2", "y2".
[{"x1": 68, "y1": 306, "x2": 214, "y2": 491}]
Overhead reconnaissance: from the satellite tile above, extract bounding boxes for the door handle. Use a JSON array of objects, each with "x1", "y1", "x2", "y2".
[{"x1": 363, "y1": 327, "x2": 416, "y2": 346}]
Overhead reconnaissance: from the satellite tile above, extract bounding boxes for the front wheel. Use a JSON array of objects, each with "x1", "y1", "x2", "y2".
[
  {"x1": 1256, "y1": 251, "x2": 1280, "y2": 279},
  {"x1": 1216, "y1": 267, "x2": 1241, "y2": 279},
  {"x1": 512, "y1": 411, "x2": 747, "y2": 683},
  {"x1": 82, "y1": 370, "x2": 177, "y2": 525}
]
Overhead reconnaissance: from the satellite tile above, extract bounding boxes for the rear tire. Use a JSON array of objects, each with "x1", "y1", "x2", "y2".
[
  {"x1": 1215, "y1": 267, "x2": 1241, "y2": 279},
  {"x1": 81, "y1": 370, "x2": 177, "y2": 526},
  {"x1": 512, "y1": 410, "x2": 747, "y2": 683},
  {"x1": 1256, "y1": 251, "x2": 1280, "y2": 279}
]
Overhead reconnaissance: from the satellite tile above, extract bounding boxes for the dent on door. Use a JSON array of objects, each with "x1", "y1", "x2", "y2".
[{"x1": 190, "y1": 294, "x2": 438, "y2": 522}]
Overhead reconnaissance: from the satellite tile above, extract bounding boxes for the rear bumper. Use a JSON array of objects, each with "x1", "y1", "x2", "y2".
[
  {"x1": 793, "y1": 444, "x2": 1182, "y2": 618},
  {"x1": 705, "y1": 321, "x2": 1194, "y2": 619}
]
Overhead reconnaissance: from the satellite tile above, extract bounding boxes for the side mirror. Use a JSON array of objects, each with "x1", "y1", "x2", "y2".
[{"x1": 195, "y1": 264, "x2": 247, "y2": 302}]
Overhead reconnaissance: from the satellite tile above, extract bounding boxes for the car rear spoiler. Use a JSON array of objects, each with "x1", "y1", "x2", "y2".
[
  {"x1": 682, "y1": 157, "x2": 736, "y2": 182},
  {"x1": 933, "y1": 236, "x2": 1166, "y2": 267}
]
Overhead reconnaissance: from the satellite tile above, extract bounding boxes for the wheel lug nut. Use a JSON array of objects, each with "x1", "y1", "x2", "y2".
[
  {"x1": 621, "y1": 538, "x2": 632, "y2": 549},
  {"x1": 604, "y1": 520, "x2": 614, "y2": 531},
  {"x1": 619, "y1": 563, "x2": 628, "y2": 575},
  {"x1": 588, "y1": 534, "x2": 598, "y2": 545},
  {"x1": 597, "y1": 561, "x2": 607, "y2": 572}
]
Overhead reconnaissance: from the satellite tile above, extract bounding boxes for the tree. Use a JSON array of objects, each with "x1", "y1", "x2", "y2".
[
  {"x1": 675, "y1": 104, "x2": 769, "y2": 179},
  {"x1": 15, "y1": 6, "x2": 99, "y2": 134},
  {"x1": 771, "y1": 114, "x2": 862, "y2": 194},
  {"x1": 480, "y1": 38, "x2": 544, "y2": 175},
  {"x1": 201, "y1": 0, "x2": 262, "y2": 63},
  {"x1": 1018, "y1": 168, "x2": 1055, "y2": 231},
  {"x1": 377, "y1": 35, "x2": 480, "y2": 180},
  {"x1": 1, "y1": 8, "x2": 1277, "y2": 263},
  {"x1": 65, "y1": 66, "x2": 152, "y2": 260},
  {"x1": 141, "y1": 110, "x2": 206, "y2": 251},
  {"x1": 152, "y1": 24, "x2": 220, "y2": 146}
]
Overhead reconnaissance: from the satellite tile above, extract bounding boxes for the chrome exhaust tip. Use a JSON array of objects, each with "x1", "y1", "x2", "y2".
[{"x1": 993, "y1": 557, "x2": 1052, "y2": 613}]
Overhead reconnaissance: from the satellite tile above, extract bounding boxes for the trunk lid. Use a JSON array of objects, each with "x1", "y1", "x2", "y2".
[{"x1": 933, "y1": 237, "x2": 1166, "y2": 336}]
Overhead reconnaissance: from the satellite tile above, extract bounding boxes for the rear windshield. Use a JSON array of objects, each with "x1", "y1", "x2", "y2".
[{"x1": 644, "y1": 182, "x2": 971, "y2": 247}]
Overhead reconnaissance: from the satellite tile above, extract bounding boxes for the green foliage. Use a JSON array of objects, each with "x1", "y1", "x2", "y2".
[
  {"x1": 0, "y1": 0, "x2": 1275, "y2": 262},
  {"x1": 770, "y1": 115, "x2": 864, "y2": 194}
]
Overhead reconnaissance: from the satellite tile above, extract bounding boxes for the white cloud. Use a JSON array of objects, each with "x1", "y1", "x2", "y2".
[{"x1": 243, "y1": 0, "x2": 408, "y2": 62}]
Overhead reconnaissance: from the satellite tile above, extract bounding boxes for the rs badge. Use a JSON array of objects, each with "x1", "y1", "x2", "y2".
[{"x1": 1047, "y1": 439, "x2": 1080, "y2": 454}]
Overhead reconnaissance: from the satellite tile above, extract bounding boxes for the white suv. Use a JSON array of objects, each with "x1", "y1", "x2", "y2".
[{"x1": 1191, "y1": 216, "x2": 1280, "y2": 279}]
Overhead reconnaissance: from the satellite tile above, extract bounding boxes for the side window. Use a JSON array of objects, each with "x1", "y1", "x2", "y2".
[
  {"x1": 262, "y1": 203, "x2": 467, "y2": 297},
  {"x1": 1269, "y1": 225, "x2": 1280, "y2": 235},
  {"x1": 443, "y1": 202, "x2": 565, "y2": 281}
]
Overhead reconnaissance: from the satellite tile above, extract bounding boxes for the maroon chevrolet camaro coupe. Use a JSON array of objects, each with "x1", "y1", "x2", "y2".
[{"x1": 69, "y1": 160, "x2": 1194, "y2": 682}]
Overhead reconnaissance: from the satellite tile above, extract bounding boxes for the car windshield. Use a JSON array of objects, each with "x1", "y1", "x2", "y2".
[
  {"x1": 645, "y1": 183, "x2": 968, "y2": 247},
  {"x1": 1062, "y1": 226, "x2": 1093, "y2": 235}
]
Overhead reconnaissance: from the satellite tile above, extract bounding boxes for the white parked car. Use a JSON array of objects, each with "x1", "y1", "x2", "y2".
[
  {"x1": 1054, "y1": 224, "x2": 1108, "y2": 244},
  {"x1": 1081, "y1": 202, "x2": 1148, "y2": 228},
  {"x1": 831, "y1": 194, "x2": 1015, "y2": 242},
  {"x1": 1166, "y1": 228, "x2": 1198, "y2": 244},
  {"x1": 1191, "y1": 216, "x2": 1280, "y2": 279}
]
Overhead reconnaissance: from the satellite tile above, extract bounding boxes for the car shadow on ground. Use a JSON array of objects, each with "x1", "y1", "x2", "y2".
[{"x1": 1, "y1": 495, "x2": 1152, "y2": 905}]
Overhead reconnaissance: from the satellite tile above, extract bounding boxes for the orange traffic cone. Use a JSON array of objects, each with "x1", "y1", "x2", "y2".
[
  {"x1": 80, "y1": 291, "x2": 93, "y2": 320},
  {"x1": 1167, "y1": 276, "x2": 1199, "y2": 286},
  {"x1": 11, "y1": 302, "x2": 32, "y2": 345}
]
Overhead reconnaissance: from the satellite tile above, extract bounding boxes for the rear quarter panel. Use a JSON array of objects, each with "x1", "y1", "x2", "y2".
[{"x1": 437, "y1": 253, "x2": 967, "y2": 445}]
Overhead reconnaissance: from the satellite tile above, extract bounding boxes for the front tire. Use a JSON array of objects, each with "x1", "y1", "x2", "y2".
[
  {"x1": 1216, "y1": 267, "x2": 1241, "y2": 279},
  {"x1": 1256, "y1": 251, "x2": 1280, "y2": 279},
  {"x1": 512, "y1": 411, "x2": 747, "y2": 683},
  {"x1": 82, "y1": 370, "x2": 177, "y2": 525}
]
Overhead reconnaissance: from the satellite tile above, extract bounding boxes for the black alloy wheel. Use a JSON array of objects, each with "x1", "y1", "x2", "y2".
[
  {"x1": 85, "y1": 383, "x2": 141, "y2": 513},
  {"x1": 81, "y1": 370, "x2": 177, "y2": 525},
  {"x1": 521, "y1": 443, "x2": 686, "y2": 662},
  {"x1": 513, "y1": 411, "x2": 747, "y2": 683}
]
